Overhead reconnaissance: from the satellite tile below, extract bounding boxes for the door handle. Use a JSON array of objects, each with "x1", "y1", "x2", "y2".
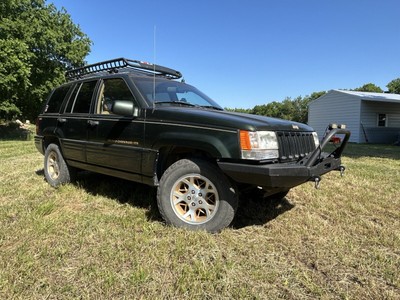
[
  {"x1": 57, "y1": 118, "x2": 67, "y2": 123},
  {"x1": 87, "y1": 120, "x2": 99, "y2": 127}
]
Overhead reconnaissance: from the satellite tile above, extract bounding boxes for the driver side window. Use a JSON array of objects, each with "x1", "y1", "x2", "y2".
[{"x1": 96, "y1": 78, "x2": 137, "y2": 115}]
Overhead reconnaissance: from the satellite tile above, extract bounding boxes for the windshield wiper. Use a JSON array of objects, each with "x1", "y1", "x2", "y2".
[
  {"x1": 200, "y1": 105, "x2": 223, "y2": 111},
  {"x1": 154, "y1": 101, "x2": 198, "y2": 107}
]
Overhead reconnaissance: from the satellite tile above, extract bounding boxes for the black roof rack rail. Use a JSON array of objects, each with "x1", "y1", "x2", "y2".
[{"x1": 65, "y1": 57, "x2": 182, "y2": 81}]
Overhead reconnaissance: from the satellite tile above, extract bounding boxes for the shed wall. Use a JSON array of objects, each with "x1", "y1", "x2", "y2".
[
  {"x1": 361, "y1": 101, "x2": 400, "y2": 127},
  {"x1": 360, "y1": 101, "x2": 400, "y2": 143},
  {"x1": 308, "y1": 92, "x2": 361, "y2": 143}
]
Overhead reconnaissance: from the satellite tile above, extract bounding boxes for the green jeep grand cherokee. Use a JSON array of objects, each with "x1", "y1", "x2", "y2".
[{"x1": 35, "y1": 58, "x2": 350, "y2": 232}]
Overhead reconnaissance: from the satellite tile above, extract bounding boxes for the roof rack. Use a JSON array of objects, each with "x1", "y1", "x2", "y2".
[{"x1": 65, "y1": 57, "x2": 182, "y2": 81}]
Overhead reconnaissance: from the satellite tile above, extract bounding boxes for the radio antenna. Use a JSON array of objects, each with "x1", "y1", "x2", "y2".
[{"x1": 152, "y1": 25, "x2": 156, "y2": 110}]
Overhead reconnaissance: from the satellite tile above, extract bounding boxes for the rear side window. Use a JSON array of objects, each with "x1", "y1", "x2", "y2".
[
  {"x1": 65, "y1": 81, "x2": 97, "y2": 114},
  {"x1": 44, "y1": 85, "x2": 71, "y2": 113}
]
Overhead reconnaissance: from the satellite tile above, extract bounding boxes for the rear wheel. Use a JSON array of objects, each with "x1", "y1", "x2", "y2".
[
  {"x1": 157, "y1": 158, "x2": 238, "y2": 232},
  {"x1": 44, "y1": 143, "x2": 75, "y2": 187}
]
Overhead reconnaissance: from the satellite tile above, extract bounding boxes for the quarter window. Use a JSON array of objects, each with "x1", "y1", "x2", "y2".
[{"x1": 45, "y1": 85, "x2": 71, "y2": 113}]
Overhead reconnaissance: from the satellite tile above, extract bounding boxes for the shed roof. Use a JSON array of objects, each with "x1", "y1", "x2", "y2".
[{"x1": 333, "y1": 89, "x2": 400, "y2": 103}]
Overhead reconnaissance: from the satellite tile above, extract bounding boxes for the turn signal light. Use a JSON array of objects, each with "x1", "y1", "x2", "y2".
[{"x1": 239, "y1": 131, "x2": 251, "y2": 150}]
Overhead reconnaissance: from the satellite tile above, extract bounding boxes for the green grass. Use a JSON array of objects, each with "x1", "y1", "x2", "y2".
[{"x1": 0, "y1": 141, "x2": 399, "y2": 299}]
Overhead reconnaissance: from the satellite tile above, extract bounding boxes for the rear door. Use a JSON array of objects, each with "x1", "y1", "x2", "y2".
[
  {"x1": 86, "y1": 77, "x2": 145, "y2": 180},
  {"x1": 58, "y1": 80, "x2": 98, "y2": 162}
]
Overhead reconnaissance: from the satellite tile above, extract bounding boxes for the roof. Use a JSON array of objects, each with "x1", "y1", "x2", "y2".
[{"x1": 332, "y1": 89, "x2": 400, "y2": 103}]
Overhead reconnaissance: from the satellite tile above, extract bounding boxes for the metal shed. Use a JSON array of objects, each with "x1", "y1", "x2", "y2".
[{"x1": 308, "y1": 90, "x2": 400, "y2": 144}]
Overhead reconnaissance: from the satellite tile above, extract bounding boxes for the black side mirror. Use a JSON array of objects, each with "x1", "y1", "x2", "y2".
[{"x1": 112, "y1": 100, "x2": 138, "y2": 116}]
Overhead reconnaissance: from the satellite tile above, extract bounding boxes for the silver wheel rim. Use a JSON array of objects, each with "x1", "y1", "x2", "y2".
[
  {"x1": 170, "y1": 173, "x2": 219, "y2": 225},
  {"x1": 47, "y1": 151, "x2": 60, "y2": 180}
]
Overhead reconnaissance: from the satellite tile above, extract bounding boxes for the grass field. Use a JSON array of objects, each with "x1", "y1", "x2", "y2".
[{"x1": 0, "y1": 140, "x2": 399, "y2": 299}]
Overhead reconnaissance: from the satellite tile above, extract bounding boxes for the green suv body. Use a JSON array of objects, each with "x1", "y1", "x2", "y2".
[{"x1": 35, "y1": 58, "x2": 350, "y2": 232}]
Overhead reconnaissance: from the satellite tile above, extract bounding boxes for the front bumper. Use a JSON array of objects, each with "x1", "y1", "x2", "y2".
[{"x1": 218, "y1": 128, "x2": 351, "y2": 189}]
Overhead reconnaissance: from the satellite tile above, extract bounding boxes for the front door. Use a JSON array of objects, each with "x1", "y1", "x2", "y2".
[{"x1": 86, "y1": 78, "x2": 145, "y2": 179}]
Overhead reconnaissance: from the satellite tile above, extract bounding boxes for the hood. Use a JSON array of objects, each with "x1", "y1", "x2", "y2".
[{"x1": 146, "y1": 106, "x2": 314, "y2": 132}]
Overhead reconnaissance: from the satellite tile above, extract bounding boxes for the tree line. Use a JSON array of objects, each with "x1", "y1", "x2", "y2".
[{"x1": 226, "y1": 80, "x2": 400, "y2": 124}]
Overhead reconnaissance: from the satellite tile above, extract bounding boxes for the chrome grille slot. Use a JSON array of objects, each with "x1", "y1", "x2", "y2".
[{"x1": 277, "y1": 132, "x2": 316, "y2": 162}]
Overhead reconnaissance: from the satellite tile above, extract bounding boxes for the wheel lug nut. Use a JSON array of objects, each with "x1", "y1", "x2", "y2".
[
  {"x1": 191, "y1": 190, "x2": 195, "y2": 194},
  {"x1": 198, "y1": 200, "x2": 203, "y2": 204},
  {"x1": 187, "y1": 196, "x2": 191, "y2": 200},
  {"x1": 191, "y1": 202, "x2": 196, "y2": 206},
  {"x1": 198, "y1": 193, "x2": 202, "y2": 197}
]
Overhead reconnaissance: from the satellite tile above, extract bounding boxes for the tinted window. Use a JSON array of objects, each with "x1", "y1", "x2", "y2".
[
  {"x1": 45, "y1": 85, "x2": 71, "y2": 113},
  {"x1": 65, "y1": 85, "x2": 78, "y2": 113},
  {"x1": 69, "y1": 81, "x2": 97, "y2": 114}
]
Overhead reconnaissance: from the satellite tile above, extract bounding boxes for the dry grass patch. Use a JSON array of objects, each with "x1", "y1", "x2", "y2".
[{"x1": 0, "y1": 141, "x2": 399, "y2": 299}]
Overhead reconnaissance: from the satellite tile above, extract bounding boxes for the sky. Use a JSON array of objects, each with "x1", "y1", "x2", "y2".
[{"x1": 49, "y1": 0, "x2": 400, "y2": 109}]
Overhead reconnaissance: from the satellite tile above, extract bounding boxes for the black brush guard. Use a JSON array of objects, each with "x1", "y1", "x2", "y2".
[{"x1": 218, "y1": 128, "x2": 351, "y2": 189}]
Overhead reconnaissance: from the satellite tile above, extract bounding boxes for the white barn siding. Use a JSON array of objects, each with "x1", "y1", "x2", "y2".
[
  {"x1": 360, "y1": 101, "x2": 400, "y2": 143},
  {"x1": 360, "y1": 102, "x2": 382, "y2": 127},
  {"x1": 389, "y1": 114, "x2": 400, "y2": 127},
  {"x1": 308, "y1": 91, "x2": 361, "y2": 143},
  {"x1": 309, "y1": 90, "x2": 400, "y2": 144},
  {"x1": 360, "y1": 101, "x2": 400, "y2": 127}
]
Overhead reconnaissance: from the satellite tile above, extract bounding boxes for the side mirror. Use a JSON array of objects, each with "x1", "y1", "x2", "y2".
[{"x1": 112, "y1": 100, "x2": 138, "y2": 116}]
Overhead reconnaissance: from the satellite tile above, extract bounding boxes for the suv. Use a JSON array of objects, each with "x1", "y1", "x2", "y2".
[{"x1": 35, "y1": 58, "x2": 350, "y2": 232}]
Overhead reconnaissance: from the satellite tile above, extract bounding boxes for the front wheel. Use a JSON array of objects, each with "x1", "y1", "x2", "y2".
[
  {"x1": 157, "y1": 158, "x2": 238, "y2": 233},
  {"x1": 44, "y1": 143, "x2": 75, "y2": 187}
]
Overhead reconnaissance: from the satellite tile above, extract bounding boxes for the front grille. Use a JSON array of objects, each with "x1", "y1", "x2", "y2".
[{"x1": 276, "y1": 131, "x2": 316, "y2": 162}]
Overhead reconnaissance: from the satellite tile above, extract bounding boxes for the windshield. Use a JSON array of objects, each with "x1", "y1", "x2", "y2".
[{"x1": 134, "y1": 78, "x2": 222, "y2": 109}]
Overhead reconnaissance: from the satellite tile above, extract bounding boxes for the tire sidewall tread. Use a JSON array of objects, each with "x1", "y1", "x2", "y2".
[
  {"x1": 44, "y1": 143, "x2": 73, "y2": 187},
  {"x1": 157, "y1": 158, "x2": 238, "y2": 233}
]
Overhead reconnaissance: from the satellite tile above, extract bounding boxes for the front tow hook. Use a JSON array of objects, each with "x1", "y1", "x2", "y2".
[
  {"x1": 337, "y1": 165, "x2": 346, "y2": 177},
  {"x1": 313, "y1": 176, "x2": 321, "y2": 189}
]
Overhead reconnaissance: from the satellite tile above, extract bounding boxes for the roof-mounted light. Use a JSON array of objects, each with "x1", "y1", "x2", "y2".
[{"x1": 329, "y1": 123, "x2": 346, "y2": 130}]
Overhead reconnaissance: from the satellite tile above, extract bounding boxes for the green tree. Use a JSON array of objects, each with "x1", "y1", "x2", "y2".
[
  {"x1": 246, "y1": 91, "x2": 326, "y2": 124},
  {"x1": 386, "y1": 78, "x2": 400, "y2": 94},
  {"x1": 353, "y1": 83, "x2": 383, "y2": 93},
  {"x1": 0, "y1": 0, "x2": 91, "y2": 121},
  {"x1": 224, "y1": 107, "x2": 252, "y2": 114}
]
